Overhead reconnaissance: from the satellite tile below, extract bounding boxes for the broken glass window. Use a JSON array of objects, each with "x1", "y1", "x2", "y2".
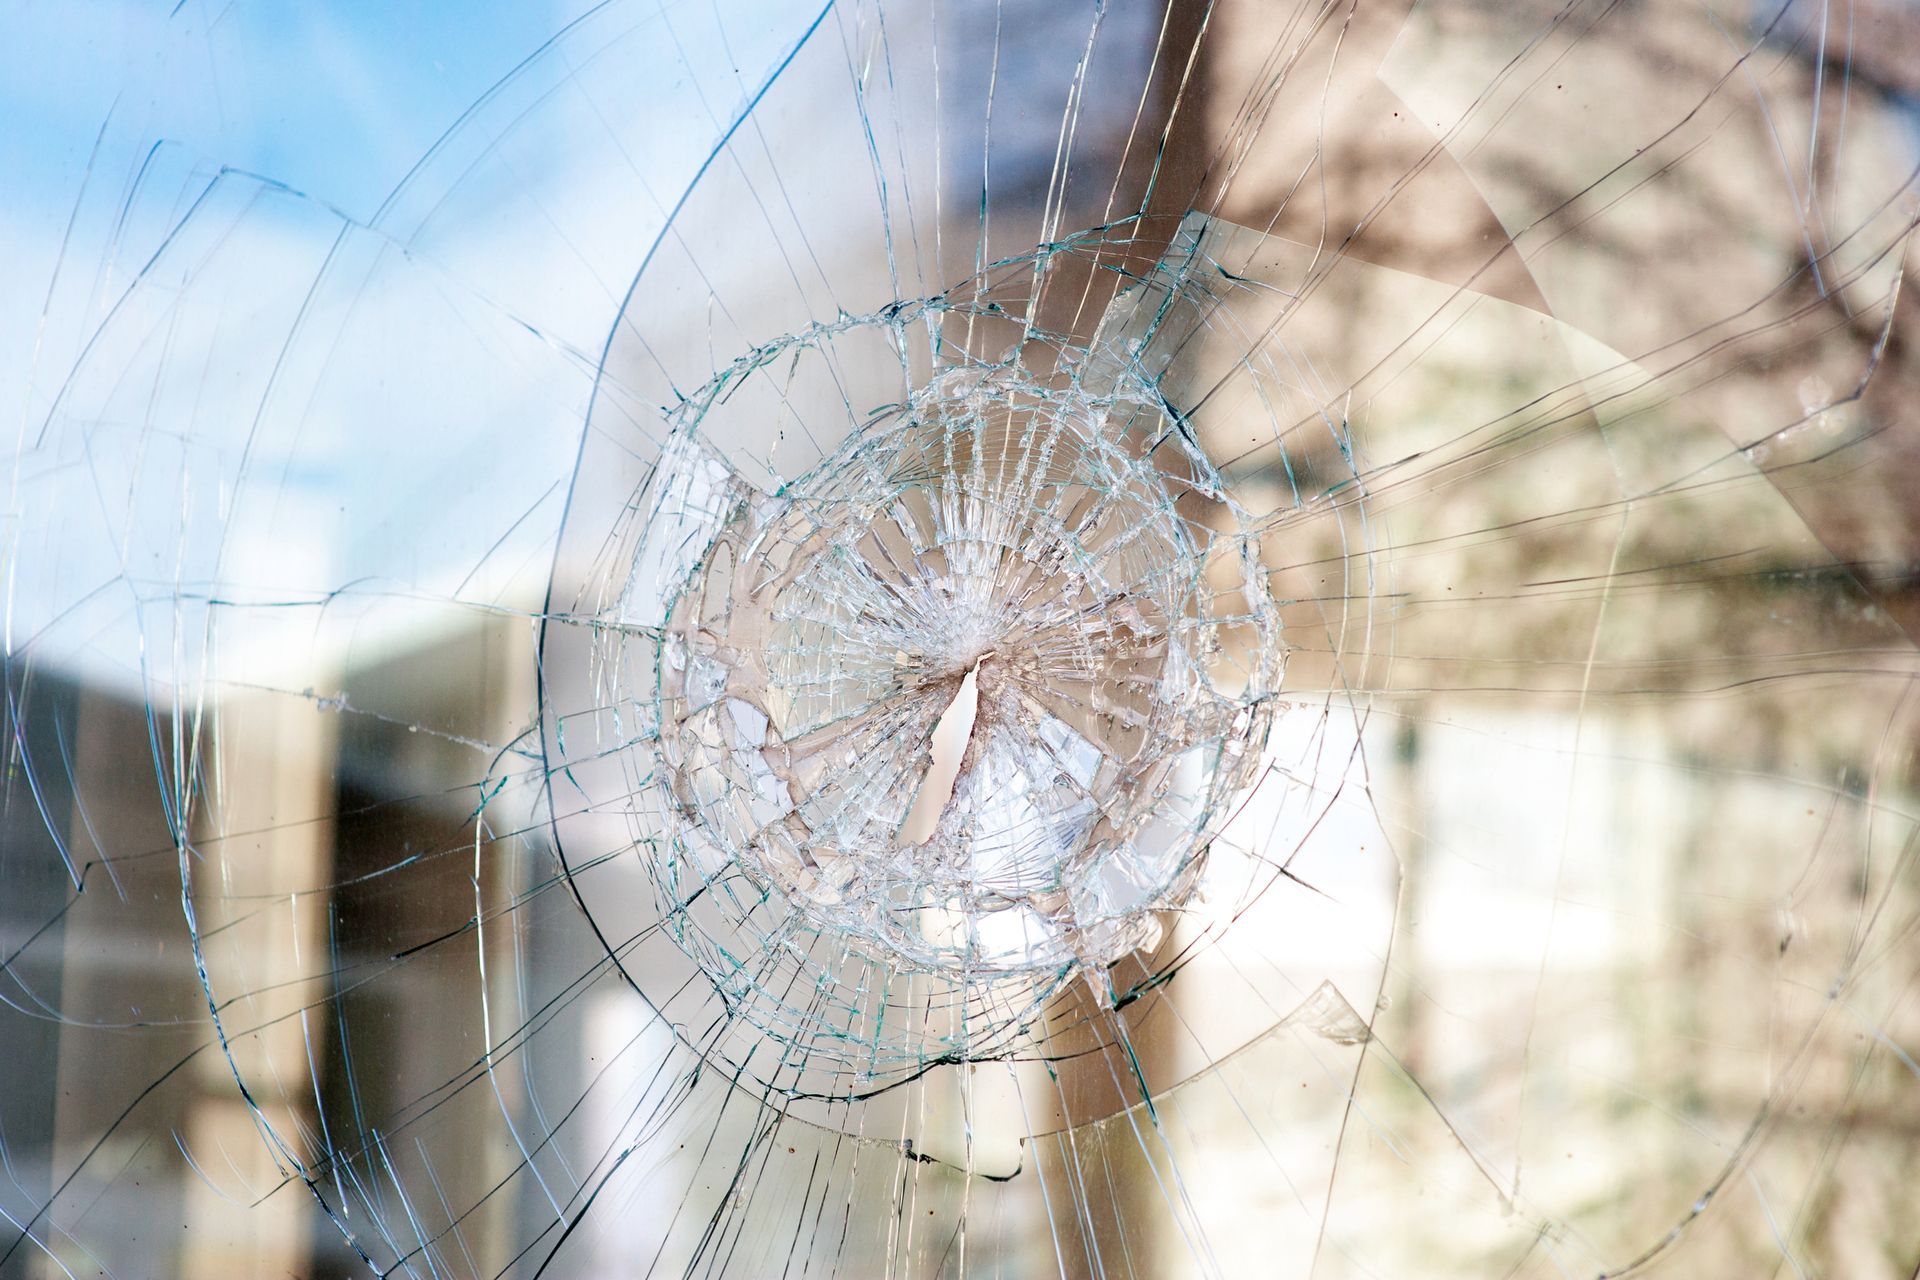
[{"x1": 3, "y1": 0, "x2": 1920, "y2": 1276}]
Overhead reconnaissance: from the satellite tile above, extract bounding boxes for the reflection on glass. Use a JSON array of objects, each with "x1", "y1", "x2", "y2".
[{"x1": 3, "y1": 0, "x2": 1919, "y2": 1276}]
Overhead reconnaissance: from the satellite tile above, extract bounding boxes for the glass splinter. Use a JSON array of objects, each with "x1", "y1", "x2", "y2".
[{"x1": 901, "y1": 659, "x2": 984, "y2": 847}]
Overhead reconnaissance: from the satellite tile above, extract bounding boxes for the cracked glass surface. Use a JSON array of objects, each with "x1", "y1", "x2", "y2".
[{"x1": 4, "y1": 0, "x2": 1920, "y2": 1276}]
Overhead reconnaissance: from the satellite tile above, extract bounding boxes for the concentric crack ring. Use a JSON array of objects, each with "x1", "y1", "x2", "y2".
[
  {"x1": 584, "y1": 253, "x2": 1288, "y2": 1080},
  {"x1": 660, "y1": 362, "x2": 1277, "y2": 974}
]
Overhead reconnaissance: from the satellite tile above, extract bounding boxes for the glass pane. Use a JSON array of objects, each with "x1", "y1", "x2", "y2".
[{"x1": 4, "y1": 1, "x2": 1918, "y2": 1275}]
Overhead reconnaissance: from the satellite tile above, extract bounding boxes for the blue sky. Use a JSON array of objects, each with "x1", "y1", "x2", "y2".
[
  {"x1": 1, "y1": 2, "x2": 600, "y2": 222},
  {"x1": 0, "y1": 0, "x2": 817, "y2": 687}
]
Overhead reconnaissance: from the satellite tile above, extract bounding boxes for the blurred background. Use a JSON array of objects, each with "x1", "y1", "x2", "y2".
[{"x1": 3, "y1": 0, "x2": 1920, "y2": 1276}]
